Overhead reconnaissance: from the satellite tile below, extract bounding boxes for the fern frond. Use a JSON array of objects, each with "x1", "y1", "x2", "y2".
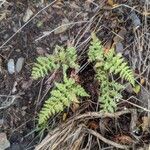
[
  {"x1": 65, "y1": 47, "x2": 79, "y2": 69},
  {"x1": 38, "y1": 77, "x2": 88, "y2": 125},
  {"x1": 100, "y1": 80, "x2": 123, "y2": 112},
  {"x1": 96, "y1": 69, "x2": 123, "y2": 112},
  {"x1": 74, "y1": 84, "x2": 89, "y2": 97},
  {"x1": 88, "y1": 34, "x2": 135, "y2": 86},
  {"x1": 32, "y1": 45, "x2": 79, "y2": 80},
  {"x1": 88, "y1": 33, "x2": 135, "y2": 113},
  {"x1": 54, "y1": 45, "x2": 79, "y2": 69},
  {"x1": 32, "y1": 55, "x2": 58, "y2": 79},
  {"x1": 88, "y1": 33, "x2": 104, "y2": 62},
  {"x1": 54, "y1": 45, "x2": 66, "y2": 63},
  {"x1": 104, "y1": 50, "x2": 135, "y2": 86}
]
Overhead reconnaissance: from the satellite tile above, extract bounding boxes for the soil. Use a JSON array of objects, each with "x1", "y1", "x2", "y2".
[{"x1": 0, "y1": 0, "x2": 150, "y2": 150}]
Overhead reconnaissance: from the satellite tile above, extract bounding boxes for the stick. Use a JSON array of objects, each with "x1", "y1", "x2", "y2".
[{"x1": 86, "y1": 128, "x2": 129, "y2": 149}]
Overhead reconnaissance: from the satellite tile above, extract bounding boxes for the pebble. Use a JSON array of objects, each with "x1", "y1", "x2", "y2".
[
  {"x1": 16, "y1": 57, "x2": 25, "y2": 73},
  {"x1": 12, "y1": 81, "x2": 18, "y2": 93},
  {"x1": 7, "y1": 59, "x2": 15, "y2": 74},
  {"x1": 125, "y1": 83, "x2": 133, "y2": 93},
  {"x1": 130, "y1": 12, "x2": 141, "y2": 30},
  {"x1": 60, "y1": 35, "x2": 68, "y2": 42},
  {"x1": 115, "y1": 42, "x2": 124, "y2": 54},
  {"x1": 15, "y1": 49, "x2": 21, "y2": 53},
  {"x1": 23, "y1": 8, "x2": 33, "y2": 22},
  {"x1": 3, "y1": 34, "x2": 9, "y2": 40},
  {"x1": 9, "y1": 144, "x2": 23, "y2": 150},
  {"x1": 54, "y1": 18, "x2": 70, "y2": 34},
  {"x1": 36, "y1": 47, "x2": 46, "y2": 55},
  {"x1": 113, "y1": 28, "x2": 127, "y2": 43},
  {"x1": 0, "y1": 119, "x2": 4, "y2": 126},
  {"x1": 0, "y1": 132, "x2": 10, "y2": 150}
]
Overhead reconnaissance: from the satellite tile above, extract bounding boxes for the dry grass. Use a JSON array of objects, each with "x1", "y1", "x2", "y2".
[
  {"x1": 129, "y1": 0, "x2": 150, "y2": 115},
  {"x1": 35, "y1": 110, "x2": 135, "y2": 150}
]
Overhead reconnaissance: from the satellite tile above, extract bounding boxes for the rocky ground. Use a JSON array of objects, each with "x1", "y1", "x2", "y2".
[{"x1": 0, "y1": 0, "x2": 150, "y2": 150}]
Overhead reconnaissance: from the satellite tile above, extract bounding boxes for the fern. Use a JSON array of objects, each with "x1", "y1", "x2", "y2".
[
  {"x1": 32, "y1": 45, "x2": 79, "y2": 79},
  {"x1": 32, "y1": 45, "x2": 88, "y2": 125},
  {"x1": 38, "y1": 77, "x2": 88, "y2": 125},
  {"x1": 88, "y1": 33, "x2": 104, "y2": 62},
  {"x1": 32, "y1": 34, "x2": 135, "y2": 125},
  {"x1": 88, "y1": 33, "x2": 135, "y2": 112},
  {"x1": 104, "y1": 49, "x2": 135, "y2": 86},
  {"x1": 32, "y1": 55, "x2": 58, "y2": 79}
]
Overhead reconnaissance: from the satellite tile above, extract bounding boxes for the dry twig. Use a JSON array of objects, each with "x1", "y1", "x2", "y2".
[{"x1": 86, "y1": 128, "x2": 129, "y2": 149}]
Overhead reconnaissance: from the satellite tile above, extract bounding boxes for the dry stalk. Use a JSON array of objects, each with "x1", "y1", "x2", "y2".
[
  {"x1": 35, "y1": 109, "x2": 135, "y2": 150},
  {"x1": 86, "y1": 128, "x2": 129, "y2": 149},
  {"x1": 129, "y1": 0, "x2": 150, "y2": 123}
]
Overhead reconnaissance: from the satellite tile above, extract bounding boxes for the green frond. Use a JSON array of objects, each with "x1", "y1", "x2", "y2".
[
  {"x1": 65, "y1": 47, "x2": 79, "y2": 69},
  {"x1": 105, "y1": 49, "x2": 135, "y2": 86},
  {"x1": 88, "y1": 33, "x2": 104, "y2": 62},
  {"x1": 100, "y1": 79, "x2": 123, "y2": 113},
  {"x1": 88, "y1": 33, "x2": 135, "y2": 113},
  {"x1": 54, "y1": 45, "x2": 79, "y2": 69},
  {"x1": 111, "y1": 81, "x2": 124, "y2": 91},
  {"x1": 38, "y1": 77, "x2": 88, "y2": 125},
  {"x1": 32, "y1": 45, "x2": 79, "y2": 80},
  {"x1": 32, "y1": 55, "x2": 58, "y2": 79},
  {"x1": 74, "y1": 84, "x2": 89, "y2": 97},
  {"x1": 54, "y1": 45, "x2": 66, "y2": 63}
]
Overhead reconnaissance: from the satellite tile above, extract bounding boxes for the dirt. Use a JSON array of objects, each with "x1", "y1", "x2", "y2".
[{"x1": 0, "y1": 0, "x2": 150, "y2": 150}]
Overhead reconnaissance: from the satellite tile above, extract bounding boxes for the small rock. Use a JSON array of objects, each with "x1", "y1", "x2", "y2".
[
  {"x1": 0, "y1": 119, "x2": 4, "y2": 126},
  {"x1": 12, "y1": 81, "x2": 18, "y2": 93},
  {"x1": 15, "y1": 49, "x2": 21, "y2": 53},
  {"x1": 21, "y1": 110, "x2": 26, "y2": 116},
  {"x1": 22, "y1": 106, "x2": 27, "y2": 110},
  {"x1": 115, "y1": 42, "x2": 124, "y2": 54},
  {"x1": 36, "y1": 47, "x2": 47, "y2": 55},
  {"x1": 113, "y1": 28, "x2": 127, "y2": 43},
  {"x1": 3, "y1": 34, "x2": 9, "y2": 40},
  {"x1": 7, "y1": 59, "x2": 15, "y2": 74},
  {"x1": 21, "y1": 80, "x2": 33, "y2": 90},
  {"x1": 125, "y1": 83, "x2": 133, "y2": 93},
  {"x1": 60, "y1": 35, "x2": 68, "y2": 42},
  {"x1": 23, "y1": 8, "x2": 33, "y2": 22},
  {"x1": 12, "y1": 27, "x2": 18, "y2": 33},
  {"x1": 54, "y1": 18, "x2": 70, "y2": 34},
  {"x1": 9, "y1": 144, "x2": 22, "y2": 150},
  {"x1": 0, "y1": 133, "x2": 10, "y2": 150},
  {"x1": 130, "y1": 12, "x2": 141, "y2": 30},
  {"x1": 16, "y1": 57, "x2": 25, "y2": 73}
]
